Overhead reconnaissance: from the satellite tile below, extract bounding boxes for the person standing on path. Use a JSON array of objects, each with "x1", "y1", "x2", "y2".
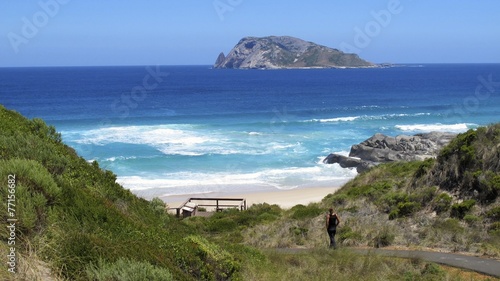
[{"x1": 326, "y1": 208, "x2": 340, "y2": 249}]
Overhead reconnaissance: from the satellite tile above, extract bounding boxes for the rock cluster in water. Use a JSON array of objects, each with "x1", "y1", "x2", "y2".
[{"x1": 324, "y1": 132, "x2": 457, "y2": 173}]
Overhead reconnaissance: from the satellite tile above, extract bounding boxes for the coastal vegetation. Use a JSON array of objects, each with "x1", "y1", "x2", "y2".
[
  {"x1": 0, "y1": 105, "x2": 239, "y2": 280},
  {"x1": 243, "y1": 125, "x2": 500, "y2": 256},
  {"x1": 0, "y1": 105, "x2": 499, "y2": 280}
]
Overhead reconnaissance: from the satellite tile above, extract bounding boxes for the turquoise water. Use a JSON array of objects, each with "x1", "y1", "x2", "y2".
[{"x1": 2, "y1": 64, "x2": 499, "y2": 198}]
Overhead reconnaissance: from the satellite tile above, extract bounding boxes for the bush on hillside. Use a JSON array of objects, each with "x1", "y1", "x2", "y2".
[
  {"x1": 432, "y1": 125, "x2": 500, "y2": 202},
  {"x1": 487, "y1": 206, "x2": 500, "y2": 222},
  {"x1": 373, "y1": 226, "x2": 395, "y2": 248},
  {"x1": 183, "y1": 235, "x2": 240, "y2": 281},
  {"x1": 389, "y1": 201, "x2": 421, "y2": 220},
  {"x1": 0, "y1": 159, "x2": 61, "y2": 235},
  {"x1": 290, "y1": 204, "x2": 323, "y2": 220},
  {"x1": 433, "y1": 218, "x2": 464, "y2": 234},
  {"x1": 346, "y1": 181, "x2": 392, "y2": 200},
  {"x1": 338, "y1": 226, "x2": 363, "y2": 245},
  {"x1": 204, "y1": 203, "x2": 282, "y2": 234},
  {"x1": 432, "y1": 193, "x2": 453, "y2": 214},
  {"x1": 324, "y1": 193, "x2": 348, "y2": 205},
  {"x1": 86, "y1": 258, "x2": 173, "y2": 281},
  {"x1": 450, "y1": 199, "x2": 476, "y2": 219}
]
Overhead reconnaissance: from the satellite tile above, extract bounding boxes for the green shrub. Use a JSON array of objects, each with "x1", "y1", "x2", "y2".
[
  {"x1": 434, "y1": 218, "x2": 464, "y2": 233},
  {"x1": 373, "y1": 227, "x2": 395, "y2": 248},
  {"x1": 345, "y1": 181, "x2": 392, "y2": 200},
  {"x1": 204, "y1": 203, "x2": 282, "y2": 234},
  {"x1": 479, "y1": 171, "x2": 500, "y2": 201},
  {"x1": 326, "y1": 193, "x2": 348, "y2": 205},
  {"x1": 489, "y1": 222, "x2": 500, "y2": 234},
  {"x1": 388, "y1": 201, "x2": 420, "y2": 220},
  {"x1": 486, "y1": 206, "x2": 500, "y2": 221},
  {"x1": 288, "y1": 226, "x2": 309, "y2": 245},
  {"x1": 257, "y1": 212, "x2": 278, "y2": 222},
  {"x1": 388, "y1": 209, "x2": 399, "y2": 220},
  {"x1": 414, "y1": 158, "x2": 435, "y2": 178},
  {"x1": 433, "y1": 193, "x2": 452, "y2": 214},
  {"x1": 382, "y1": 192, "x2": 408, "y2": 207},
  {"x1": 463, "y1": 214, "x2": 480, "y2": 225},
  {"x1": 451, "y1": 199, "x2": 476, "y2": 219},
  {"x1": 397, "y1": 201, "x2": 421, "y2": 217},
  {"x1": 0, "y1": 159, "x2": 61, "y2": 201},
  {"x1": 86, "y1": 258, "x2": 173, "y2": 281},
  {"x1": 30, "y1": 118, "x2": 62, "y2": 144},
  {"x1": 290, "y1": 204, "x2": 323, "y2": 220},
  {"x1": 15, "y1": 184, "x2": 47, "y2": 232},
  {"x1": 338, "y1": 226, "x2": 362, "y2": 244},
  {"x1": 421, "y1": 262, "x2": 446, "y2": 279},
  {"x1": 411, "y1": 186, "x2": 437, "y2": 204},
  {"x1": 248, "y1": 203, "x2": 282, "y2": 217},
  {"x1": 183, "y1": 235, "x2": 239, "y2": 280},
  {"x1": 241, "y1": 203, "x2": 282, "y2": 225},
  {"x1": 148, "y1": 197, "x2": 170, "y2": 220},
  {"x1": 439, "y1": 129, "x2": 477, "y2": 161},
  {"x1": 0, "y1": 159, "x2": 61, "y2": 235},
  {"x1": 1, "y1": 133, "x2": 69, "y2": 175},
  {"x1": 149, "y1": 197, "x2": 167, "y2": 212},
  {"x1": 289, "y1": 226, "x2": 308, "y2": 237},
  {"x1": 207, "y1": 217, "x2": 238, "y2": 233}
]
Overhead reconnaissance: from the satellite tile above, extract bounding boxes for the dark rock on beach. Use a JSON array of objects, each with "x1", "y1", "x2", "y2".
[{"x1": 324, "y1": 132, "x2": 457, "y2": 173}]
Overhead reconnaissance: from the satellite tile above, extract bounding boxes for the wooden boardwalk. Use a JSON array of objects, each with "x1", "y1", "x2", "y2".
[{"x1": 170, "y1": 197, "x2": 247, "y2": 217}]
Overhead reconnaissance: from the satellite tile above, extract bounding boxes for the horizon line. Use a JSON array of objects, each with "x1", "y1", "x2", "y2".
[{"x1": 2, "y1": 62, "x2": 500, "y2": 68}]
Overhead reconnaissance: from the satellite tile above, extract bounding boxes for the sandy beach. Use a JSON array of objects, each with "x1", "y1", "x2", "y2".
[{"x1": 162, "y1": 186, "x2": 341, "y2": 210}]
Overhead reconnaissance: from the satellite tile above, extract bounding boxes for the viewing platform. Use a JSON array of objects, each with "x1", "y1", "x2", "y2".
[{"x1": 170, "y1": 197, "x2": 247, "y2": 218}]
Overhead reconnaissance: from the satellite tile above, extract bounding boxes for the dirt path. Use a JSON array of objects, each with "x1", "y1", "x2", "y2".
[
  {"x1": 351, "y1": 248, "x2": 500, "y2": 278},
  {"x1": 268, "y1": 247, "x2": 500, "y2": 278}
]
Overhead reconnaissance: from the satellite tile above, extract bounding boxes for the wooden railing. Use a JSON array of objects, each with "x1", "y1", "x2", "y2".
[{"x1": 170, "y1": 197, "x2": 247, "y2": 217}]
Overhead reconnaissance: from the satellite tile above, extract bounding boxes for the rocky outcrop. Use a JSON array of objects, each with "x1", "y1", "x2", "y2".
[
  {"x1": 324, "y1": 132, "x2": 457, "y2": 173},
  {"x1": 214, "y1": 52, "x2": 226, "y2": 67},
  {"x1": 214, "y1": 36, "x2": 374, "y2": 69}
]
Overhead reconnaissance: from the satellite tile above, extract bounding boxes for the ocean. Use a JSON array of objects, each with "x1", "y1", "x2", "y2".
[{"x1": 1, "y1": 64, "x2": 499, "y2": 199}]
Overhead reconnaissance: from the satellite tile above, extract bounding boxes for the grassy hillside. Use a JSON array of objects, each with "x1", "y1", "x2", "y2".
[
  {"x1": 237, "y1": 125, "x2": 500, "y2": 256},
  {"x1": 0, "y1": 105, "x2": 243, "y2": 280},
  {"x1": 1, "y1": 105, "x2": 498, "y2": 281}
]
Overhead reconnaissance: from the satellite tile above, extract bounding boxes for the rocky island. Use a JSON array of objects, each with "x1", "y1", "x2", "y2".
[
  {"x1": 214, "y1": 36, "x2": 375, "y2": 69},
  {"x1": 324, "y1": 132, "x2": 457, "y2": 173}
]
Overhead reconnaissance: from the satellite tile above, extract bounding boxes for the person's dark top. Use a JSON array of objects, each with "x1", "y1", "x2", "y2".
[{"x1": 327, "y1": 213, "x2": 339, "y2": 230}]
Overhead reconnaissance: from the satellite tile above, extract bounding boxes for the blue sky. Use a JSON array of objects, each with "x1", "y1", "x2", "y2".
[{"x1": 1, "y1": 0, "x2": 499, "y2": 66}]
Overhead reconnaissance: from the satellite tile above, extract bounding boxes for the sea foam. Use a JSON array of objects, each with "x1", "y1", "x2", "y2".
[
  {"x1": 395, "y1": 123, "x2": 475, "y2": 133},
  {"x1": 117, "y1": 160, "x2": 357, "y2": 196},
  {"x1": 304, "y1": 113, "x2": 432, "y2": 123}
]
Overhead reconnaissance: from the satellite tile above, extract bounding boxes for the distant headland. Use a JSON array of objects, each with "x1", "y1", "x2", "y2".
[{"x1": 213, "y1": 35, "x2": 375, "y2": 69}]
